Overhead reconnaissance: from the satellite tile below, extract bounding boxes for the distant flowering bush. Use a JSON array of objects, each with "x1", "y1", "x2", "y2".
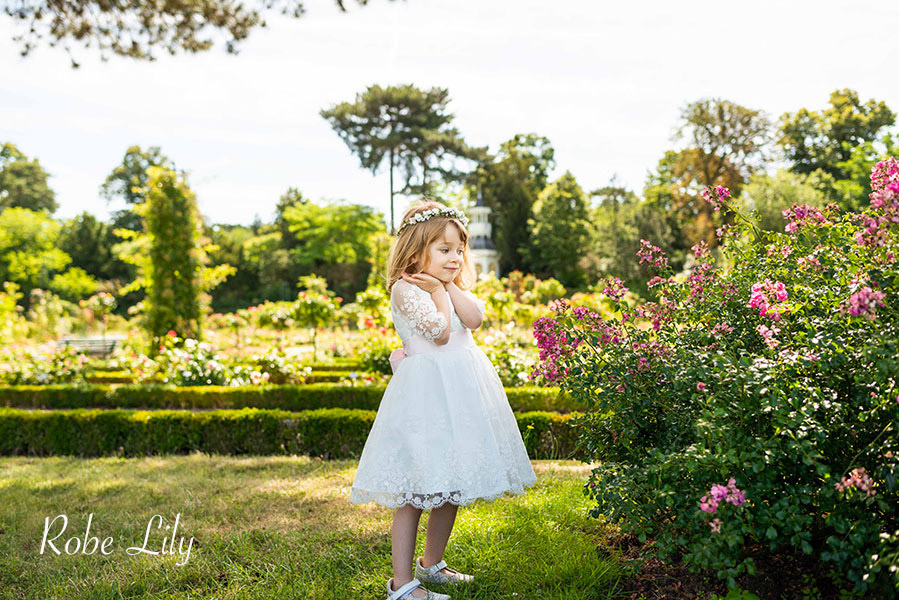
[
  {"x1": 357, "y1": 326, "x2": 401, "y2": 375},
  {"x1": 476, "y1": 322, "x2": 540, "y2": 387},
  {"x1": 0, "y1": 343, "x2": 89, "y2": 385},
  {"x1": 136, "y1": 332, "x2": 292, "y2": 386},
  {"x1": 535, "y1": 160, "x2": 899, "y2": 593}
]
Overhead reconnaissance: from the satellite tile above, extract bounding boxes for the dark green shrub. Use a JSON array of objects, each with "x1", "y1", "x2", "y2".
[{"x1": 0, "y1": 407, "x2": 581, "y2": 460}]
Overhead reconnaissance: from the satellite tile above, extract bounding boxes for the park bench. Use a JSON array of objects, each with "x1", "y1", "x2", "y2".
[{"x1": 56, "y1": 337, "x2": 122, "y2": 358}]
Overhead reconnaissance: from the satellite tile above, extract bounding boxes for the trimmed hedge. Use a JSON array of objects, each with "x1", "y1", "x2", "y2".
[
  {"x1": 309, "y1": 361, "x2": 361, "y2": 371},
  {"x1": 0, "y1": 384, "x2": 579, "y2": 413},
  {"x1": 83, "y1": 370, "x2": 351, "y2": 385},
  {"x1": 0, "y1": 407, "x2": 584, "y2": 460}
]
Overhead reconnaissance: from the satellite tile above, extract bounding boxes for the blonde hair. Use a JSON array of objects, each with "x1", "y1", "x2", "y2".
[{"x1": 386, "y1": 200, "x2": 477, "y2": 292}]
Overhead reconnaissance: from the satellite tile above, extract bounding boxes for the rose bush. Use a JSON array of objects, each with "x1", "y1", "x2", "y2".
[{"x1": 533, "y1": 159, "x2": 899, "y2": 593}]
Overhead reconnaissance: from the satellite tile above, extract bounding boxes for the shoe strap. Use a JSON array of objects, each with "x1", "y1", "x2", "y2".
[
  {"x1": 389, "y1": 578, "x2": 422, "y2": 599},
  {"x1": 430, "y1": 559, "x2": 447, "y2": 573}
]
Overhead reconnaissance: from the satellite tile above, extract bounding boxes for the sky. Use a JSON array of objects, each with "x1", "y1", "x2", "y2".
[{"x1": 1, "y1": 0, "x2": 898, "y2": 230}]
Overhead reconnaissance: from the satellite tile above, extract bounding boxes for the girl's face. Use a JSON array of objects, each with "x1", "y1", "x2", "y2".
[{"x1": 417, "y1": 223, "x2": 465, "y2": 283}]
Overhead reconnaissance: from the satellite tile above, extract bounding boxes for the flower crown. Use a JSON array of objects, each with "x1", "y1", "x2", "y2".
[{"x1": 396, "y1": 205, "x2": 469, "y2": 236}]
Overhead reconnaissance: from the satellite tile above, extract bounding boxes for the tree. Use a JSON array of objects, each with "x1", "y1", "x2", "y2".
[
  {"x1": 585, "y1": 179, "x2": 677, "y2": 297},
  {"x1": 4, "y1": 0, "x2": 387, "y2": 68},
  {"x1": 474, "y1": 134, "x2": 555, "y2": 273},
  {"x1": 282, "y1": 198, "x2": 387, "y2": 298},
  {"x1": 101, "y1": 145, "x2": 173, "y2": 231},
  {"x1": 242, "y1": 231, "x2": 293, "y2": 300},
  {"x1": 0, "y1": 207, "x2": 71, "y2": 299},
  {"x1": 0, "y1": 143, "x2": 57, "y2": 213},
  {"x1": 525, "y1": 172, "x2": 590, "y2": 289},
  {"x1": 321, "y1": 84, "x2": 485, "y2": 233},
  {"x1": 778, "y1": 89, "x2": 895, "y2": 180},
  {"x1": 739, "y1": 170, "x2": 829, "y2": 233},
  {"x1": 57, "y1": 211, "x2": 118, "y2": 279},
  {"x1": 675, "y1": 98, "x2": 771, "y2": 192},
  {"x1": 50, "y1": 267, "x2": 99, "y2": 301},
  {"x1": 645, "y1": 98, "x2": 771, "y2": 248},
  {"x1": 274, "y1": 187, "x2": 307, "y2": 251},
  {"x1": 118, "y1": 167, "x2": 234, "y2": 350},
  {"x1": 205, "y1": 224, "x2": 264, "y2": 310}
]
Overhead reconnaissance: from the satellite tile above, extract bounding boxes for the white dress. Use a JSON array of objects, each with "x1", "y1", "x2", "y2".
[{"x1": 349, "y1": 279, "x2": 537, "y2": 510}]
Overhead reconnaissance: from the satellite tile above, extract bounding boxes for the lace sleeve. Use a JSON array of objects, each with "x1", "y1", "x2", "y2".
[{"x1": 392, "y1": 281, "x2": 448, "y2": 342}]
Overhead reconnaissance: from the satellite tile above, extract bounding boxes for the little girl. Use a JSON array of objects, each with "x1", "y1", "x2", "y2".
[{"x1": 349, "y1": 201, "x2": 537, "y2": 600}]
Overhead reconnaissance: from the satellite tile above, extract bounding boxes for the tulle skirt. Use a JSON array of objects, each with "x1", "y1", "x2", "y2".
[{"x1": 349, "y1": 330, "x2": 537, "y2": 510}]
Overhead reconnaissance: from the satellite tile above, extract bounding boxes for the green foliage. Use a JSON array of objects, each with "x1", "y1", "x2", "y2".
[
  {"x1": 356, "y1": 325, "x2": 401, "y2": 375},
  {"x1": 100, "y1": 145, "x2": 172, "y2": 230},
  {"x1": 134, "y1": 166, "x2": 204, "y2": 347},
  {"x1": 0, "y1": 142, "x2": 57, "y2": 213},
  {"x1": 354, "y1": 284, "x2": 390, "y2": 327},
  {"x1": 0, "y1": 381, "x2": 573, "y2": 412},
  {"x1": 807, "y1": 134, "x2": 899, "y2": 212},
  {"x1": 0, "y1": 207, "x2": 71, "y2": 293},
  {"x1": 57, "y1": 210, "x2": 133, "y2": 286},
  {"x1": 778, "y1": 89, "x2": 895, "y2": 180},
  {"x1": 739, "y1": 170, "x2": 829, "y2": 232},
  {"x1": 707, "y1": 589, "x2": 761, "y2": 600},
  {"x1": 293, "y1": 283, "x2": 343, "y2": 360},
  {"x1": 244, "y1": 348, "x2": 312, "y2": 385},
  {"x1": 525, "y1": 171, "x2": 591, "y2": 288},
  {"x1": 474, "y1": 133, "x2": 556, "y2": 273},
  {"x1": 241, "y1": 230, "x2": 293, "y2": 300},
  {"x1": 141, "y1": 333, "x2": 230, "y2": 386},
  {"x1": 675, "y1": 98, "x2": 772, "y2": 193},
  {"x1": 79, "y1": 291, "x2": 117, "y2": 323},
  {"x1": 283, "y1": 199, "x2": 387, "y2": 299},
  {"x1": 587, "y1": 180, "x2": 678, "y2": 297},
  {"x1": 254, "y1": 300, "x2": 296, "y2": 330},
  {"x1": 469, "y1": 271, "x2": 566, "y2": 327},
  {"x1": 4, "y1": 0, "x2": 378, "y2": 67},
  {"x1": 541, "y1": 169, "x2": 899, "y2": 593},
  {"x1": 49, "y1": 266, "x2": 98, "y2": 301},
  {"x1": 285, "y1": 201, "x2": 384, "y2": 266},
  {"x1": 477, "y1": 323, "x2": 539, "y2": 387},
  {"x1": 123, "y1": 166, "x2": 234, "y2": 351},
  {"x1": 0, "y1": 282, "x2": 27, "y2": 343},
  {"x1": 135, "y1": 332, "x2": 309, "y2": 387},
  {"x1": 25, "y1": 288, "x2": 76, "y2": 339},
  {"x1": 643, "y1": 98, "x2": 772, "y2": 250}
]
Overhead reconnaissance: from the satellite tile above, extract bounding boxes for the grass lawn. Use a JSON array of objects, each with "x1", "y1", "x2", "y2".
[{"x1": 0, "y1": 455, "x2": 623, "y2": 599}]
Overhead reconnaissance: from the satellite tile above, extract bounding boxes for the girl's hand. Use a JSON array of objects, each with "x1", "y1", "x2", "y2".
[{"x1": 402, "y1": 271, "x2": 445, "y2": 294}]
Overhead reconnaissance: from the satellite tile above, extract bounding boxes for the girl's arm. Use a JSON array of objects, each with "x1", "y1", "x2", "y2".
[
  {"x1": 446, "y1": 282, "x2": 484, "y2": 330},
  {"x1": 429, "y1": 288, "x2": 452, "y2": 345},
  {"x1": 397, "y1": 274, "x2": 452, "y2": 345}
]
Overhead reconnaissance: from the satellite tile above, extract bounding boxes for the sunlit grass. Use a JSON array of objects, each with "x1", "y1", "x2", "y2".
[{"x1": 0, "y1": 455, "x2": 621, "y2": 599}]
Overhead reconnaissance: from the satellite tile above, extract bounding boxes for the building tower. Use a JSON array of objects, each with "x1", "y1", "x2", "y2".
[{"x1": 468, "y1": 190, "x2": 501, "y2": 278}]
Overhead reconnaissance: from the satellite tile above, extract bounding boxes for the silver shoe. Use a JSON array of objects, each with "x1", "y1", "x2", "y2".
[
  {"x1": 386, "y1": 577, "x2": 451, "y2": 600},
  {"x1": 415, "y1": 556, "x2": 475, "y2": 585}
]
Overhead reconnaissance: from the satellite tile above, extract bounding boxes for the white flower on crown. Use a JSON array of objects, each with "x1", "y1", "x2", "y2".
[{"x1": 397, "y1": 205, "x2": 469, "y2": 235}]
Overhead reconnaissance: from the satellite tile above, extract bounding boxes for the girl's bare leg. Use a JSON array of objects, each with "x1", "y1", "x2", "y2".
[
  {"x1": 390, "y1": 504, "x2": 430, "y2": 598},
  {"x1": 419, "y1": 502, "x2": 459, "y2": 575}
]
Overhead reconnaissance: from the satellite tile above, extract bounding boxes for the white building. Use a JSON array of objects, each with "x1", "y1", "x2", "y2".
[{"x1": 468, "y1": 190, "x2": 501, "y2": 278}]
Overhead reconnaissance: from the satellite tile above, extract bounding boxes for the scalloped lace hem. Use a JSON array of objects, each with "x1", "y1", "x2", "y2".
[{"x1": 349, "y1": 479, "x2": 538, "y2": 509}]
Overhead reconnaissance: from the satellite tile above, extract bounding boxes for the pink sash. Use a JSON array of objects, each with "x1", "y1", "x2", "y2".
[{"x1": 388, "y1": 329, "x2": 476, "y2": 373}]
